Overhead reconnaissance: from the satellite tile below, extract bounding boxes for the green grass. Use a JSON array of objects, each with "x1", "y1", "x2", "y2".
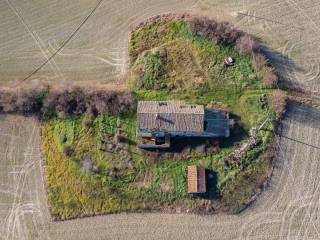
[
  {"x1": 42, "y1": 18, "x2": 279, "y2": 219},
  {"x1": 42, "y1": 114, "x2": 202, "y2": 219},
  {"x1": 130, "y1": 20, "x2": 262, "y2": 93},
  {"x1": 42, "y1": 102, "x2": 273, "y2": 218}
]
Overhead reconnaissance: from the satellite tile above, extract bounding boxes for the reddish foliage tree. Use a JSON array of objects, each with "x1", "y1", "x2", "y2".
[
  {"x1": 0, "y1": 88, "x2": 135, "y2": 118},
  {"x1": 261, "y1": 66, "x2": 278, "y2": 87},
  {"x1": 187, "y1": 17, "x2": 241, "y2": 44},
  {"x1": 268, "y1": 90, "x2": 287, "y2": 119},
  {"x1": 236, "y1": 34, "x2": 259, "y2": 54},
  {"x1": 252, "y1": 53, "x2": 267, "y2": 71}
]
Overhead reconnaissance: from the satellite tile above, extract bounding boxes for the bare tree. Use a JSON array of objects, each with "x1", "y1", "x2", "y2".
[{"x1": 236, "y1": 34, "x2": 260, "y2": 54}]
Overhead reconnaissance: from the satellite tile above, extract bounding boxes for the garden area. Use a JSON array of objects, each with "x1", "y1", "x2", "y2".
[{"x1": 41, "y1": 15, "x2": 287, "y2": 220}]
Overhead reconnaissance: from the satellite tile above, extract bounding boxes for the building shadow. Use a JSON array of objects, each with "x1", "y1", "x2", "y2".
[
  {"x1": 204, "y1": 169, "x2": 219, "y2": 200},
  {"x1": 191, "y1": 169, "x2": 220, "y2": 200},
  {"x1": 220, "y1": 113, "x2": 248, "y2": 148}
]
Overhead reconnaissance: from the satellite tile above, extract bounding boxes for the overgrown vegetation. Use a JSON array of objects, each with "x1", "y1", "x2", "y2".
[
  {"x1": 130, "y1": 21, "x2": 262, "y2": 92},
  {"x1": 134, "y1": 49, "x2": 166, "y2": 89},
  {"x1": 0, "y1": 88, "x2": 134, "y2": 118},
  {"x1": 268, "y1": 90, "x2": 287, "y2": 120},
  {"x1": 221, "y1": 156, "x2": 271, "y2": 212},
  {"x1": 41, "y1": 14, "x2": 286, "y2": 219},
  {"x1": 42, "y1": 114, "x2": 202, "y2": 219}
]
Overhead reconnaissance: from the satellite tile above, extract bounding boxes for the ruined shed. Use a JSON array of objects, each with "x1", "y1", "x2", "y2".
[
  {"x1": 136, "y1": 101, "x2": 230, "y2": 149},
  {"x1": 137, "y1": 101, "x2": 204, "y2": 134},
  {"x1": 187, "y1": 165, "x2": 206, "y2": 194}
]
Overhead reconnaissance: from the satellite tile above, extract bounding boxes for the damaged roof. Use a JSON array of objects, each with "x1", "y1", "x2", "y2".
[{"x1": 137, "y1": 101, "x2": 204, "y2": 132}]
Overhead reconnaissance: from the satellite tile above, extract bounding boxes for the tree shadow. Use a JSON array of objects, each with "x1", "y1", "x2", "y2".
[{"x1": 259, "y1": 45, "x2": 303, "y2": 90}]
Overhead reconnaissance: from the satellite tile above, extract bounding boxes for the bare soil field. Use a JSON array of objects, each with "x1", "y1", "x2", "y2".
[
  {"x1": 0, "y1": 115, "x2": 50, "y2": 240},
  {"x1": 1, "y1": 0, "x2": 320, "y2": 239},
  {"x1": 0, "y1": 0, "x2": 198, "y2": 88}
]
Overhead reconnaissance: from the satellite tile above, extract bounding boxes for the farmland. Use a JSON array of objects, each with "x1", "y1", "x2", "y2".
[
  {"x1": 0, "y1": 116, "x2": 50, "y2": 240},
  {"x1": 0, "y1": 0, "x2": 197, "y2": 88},
  {"x1": 1, "y1": 0, "x2": 320, "y2": 239}
]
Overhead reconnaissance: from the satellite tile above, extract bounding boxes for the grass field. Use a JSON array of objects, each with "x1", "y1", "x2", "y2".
[{"x1": 130, "y1": 20, "x2": 263, "y2": 92}]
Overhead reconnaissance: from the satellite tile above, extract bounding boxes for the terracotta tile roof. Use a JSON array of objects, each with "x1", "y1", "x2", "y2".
[{"x1": 187, "y1": 165, "x2": 206, "y2": 193}]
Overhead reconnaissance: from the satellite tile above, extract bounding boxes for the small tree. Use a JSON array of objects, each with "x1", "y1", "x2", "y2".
[
  {"x1": 187, "y1": 18, "x2": 240, "y2": 44},
  {"x1": 252, "y1": 53, "x2": 267, "y2": 71},
  {"x1": 268, "y1": 90, "x2": 287, "y2": 120},
  {"x1": 236, "y1": 34, "x2": 259, "y2": 54},
  {"x1": 261, "y1": 66, "x2": 278, "y2": 87}
]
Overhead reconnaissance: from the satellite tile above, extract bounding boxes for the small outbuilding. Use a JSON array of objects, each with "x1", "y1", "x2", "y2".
[{"x1": 187, "y1": 165, "x2": 206, "y2": 194}]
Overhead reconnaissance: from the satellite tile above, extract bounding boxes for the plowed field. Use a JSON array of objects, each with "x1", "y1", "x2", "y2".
[{"x1": 1, "y1": 0, "x2": 320, "y2": 239}]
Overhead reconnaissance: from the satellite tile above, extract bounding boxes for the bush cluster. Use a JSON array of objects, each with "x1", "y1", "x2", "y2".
[
  {"x1": 187, "y1": 17, "x2": 262, "y2": 55},
  {"x1": 187, "y1": 17, "x2": 240, "y2": 44},
  {"x1": 0, "y1": 89, "x2": 45, "y2": 114},
  {"x1": 187, "y1": 17, "x2": 279, "y2": 87},
  {"x1": 252, "y1": 53, "x2": 278, "y2": 87},
  {"x1": 133, "y1": 50, "x2": 166, "y2": 90},
  {"x1": 235, "y1": 34, "x2": 259, "y2": 54},
  {"x1": 0, "y1": 88, "x2": 135, "y2": 118}
]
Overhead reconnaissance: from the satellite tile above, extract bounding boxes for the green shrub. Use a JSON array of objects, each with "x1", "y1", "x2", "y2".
[{"x1": 133, "y1": 50, "x2": 166, "y2": 89}]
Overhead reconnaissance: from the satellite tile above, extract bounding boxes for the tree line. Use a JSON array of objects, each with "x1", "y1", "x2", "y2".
[{"x1": 0, "y1": 88, "x2": 135, "y2": 119}]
